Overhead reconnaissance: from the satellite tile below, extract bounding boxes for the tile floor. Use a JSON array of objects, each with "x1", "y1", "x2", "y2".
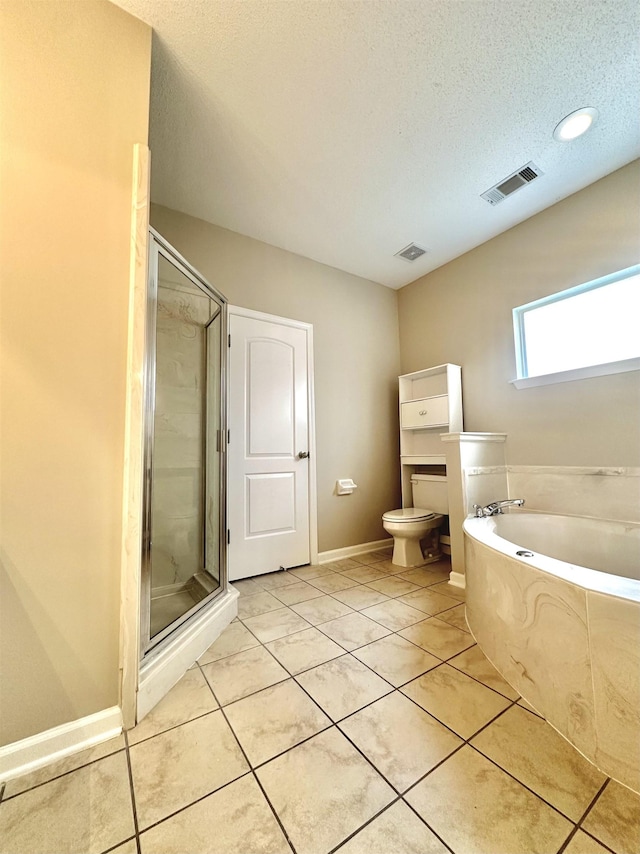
[{"x1": 2, "y1": 552, "x2": 639, "y2": 854}]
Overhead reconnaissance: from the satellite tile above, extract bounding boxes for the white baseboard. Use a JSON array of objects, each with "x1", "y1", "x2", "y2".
[
  {"x1": 318, "y1": 538, "x2": 393, "y2": 564},
  {"x1": 0, "y1": 706, "x2": 122, "y2": 783},
  {"x1": 449, "y1": 571, "x2": 466, "y2": 589},
  {"x1": 137, "y1": 587, "x2": 238, "y2": 722}
]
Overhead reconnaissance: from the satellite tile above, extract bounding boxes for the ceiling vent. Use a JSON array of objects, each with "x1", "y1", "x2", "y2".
[
  {"x1": 481, "y1": 162, "x2": 543, "y2": 206},
  {"x1": 395, "y1": 243, "x2": 427, "y2": 262}
]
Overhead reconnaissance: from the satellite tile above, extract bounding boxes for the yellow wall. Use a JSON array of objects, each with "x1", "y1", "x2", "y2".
[
  {"x1": 398, "y1": 161, "x2": 640, "y2": 466},
  {"x1": 150, "y1": 205, "x2": 402, "y2": 553},
  {"x1": 0, "y1": 1, "x2": 151, "y2": 745}
]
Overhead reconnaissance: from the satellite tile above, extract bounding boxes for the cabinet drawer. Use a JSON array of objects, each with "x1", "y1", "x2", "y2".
[{"x1": 401, "y1": 395, "x2": 449, "y2": 429}]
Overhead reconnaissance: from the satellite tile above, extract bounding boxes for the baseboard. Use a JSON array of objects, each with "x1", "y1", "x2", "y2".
[
  {"x1": 0, "y1": 706, "x2": 122, "y2": 783},
  {"x1": 448, "y1": 571, "x2": 466, "y2": 589},
  {"x1": 318, "y1": 538, "x2": 393, "y2": 564},
  {"x1": 137, "y1": 586, "x2": 238, "y2": 722}
]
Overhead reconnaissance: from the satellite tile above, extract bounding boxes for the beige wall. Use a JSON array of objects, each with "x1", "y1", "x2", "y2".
[
  {"x1": 398, "y1": 161, "x2": 640, "y2": 467},
  {"x1": 0, "y1": 1, "x2": 151, "y2": 745},
  {"x1": 150, "y1": 205, "x2": 402, "y2": 552}
]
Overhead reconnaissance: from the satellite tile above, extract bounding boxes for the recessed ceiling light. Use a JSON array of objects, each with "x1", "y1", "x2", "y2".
[{"x1": 553, "y1": 107, "x2": 599, "y2": 142}]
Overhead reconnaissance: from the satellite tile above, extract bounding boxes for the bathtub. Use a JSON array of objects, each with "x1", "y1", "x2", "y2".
[{"x1": 463, "y1": 511, "x2": 640, "y2": 794}]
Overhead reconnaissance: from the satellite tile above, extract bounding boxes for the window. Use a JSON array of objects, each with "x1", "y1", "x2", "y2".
[{"x1": 512, "y1": 265, "x2": 640, "y2": 388}]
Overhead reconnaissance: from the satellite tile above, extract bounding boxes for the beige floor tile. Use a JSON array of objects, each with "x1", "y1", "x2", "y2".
[
  {"x1": 128, "y1": 667, "x2": 218, "y2": 745},
  {"x1": 296, "y1": 654, "x2": 393, "y2": 721},
  {"x1": 563, "y1": 830, "x2": 614, "y2": 854},
  {"x1": 448, "y1": 643, "x2": 519, "y2": 699},
  {"x1": 582, "y1": 780, "x2": 640, "y2": 854},
  {"x1": 401, "y1": 663, "x2": 512, "y2": 738},
  {"x1": 361, "y1": 599, "x2": 427, "y2": 631},
  {"x1": 366, "y1": 577, "x2": 422, "y2": 598},
  {"x1": 139, "y1": 774, "x2": 290, "y2": 854},
  {"x1": 271, "y1": 580, "x2": 325, "y2": 606},
  {"x1": 323, "y1": 557, "x2": 362, "y2": 571},
  {"x1": 518, "y1": 697, "x2": 543, "y2": 716},
  {"x1": 256, "y1": 727, "x2": 394, "y2": 854},
  {"x1": 399, "y1": 617, "x2": 475, "y2": 659},
  {"x1": 198, "y1": 620, "x2": 260, "y2": 664},
  {"x1": 225, "y1": 678, "x2": 330, "y2": 766},
  {"x1": 318, "y1": 612, "x2": 391, "y2": 651},
  {"x1": 237, "y1": 590, "x2": 285, "y2": 619},
  {"x1": 339, "y1": 565, "x2": 389, "y2": 584},
  {"x1": 370, "y1": 558, "x2": 407, "y2": 574},
  {"x1": 332, "y1": 585, "x2": 390, "y2": 610},
  {"x1": 130, "y1": 710, "x2": 248, "y2": 830},
  {"x1": 200, "y1": 645, "x2": 289, "y2": 705},
  {"x1": 340, "y1": 692, "x2": 462, "y2": 792},
  {"x1": 396, "y1": 566, "x2": 451, "y2": 587},
  {"x1": 3, "y1": 734, "x2": 125, "y2": 798},
  {"x1": 472, "y1": 705, "x2": 607, "y2": 821},
  {"x1": 241, "y1": 606, "x2": 311, "y2": 642},
  {"x1": 406, "y1": 745, "x2": 573, "y2": 854},
  {"x1": 397, "y1": 587, "x2": 461, "y2": 615},
  {"x1": 252, "y1": 570, "x2": 299, "y2": 590},
  {"x1": 349, "y1": 551, "x2": 387, "y2": 565},
  {"x1": 0, "y1": 751, "x2": 134, "y2": 854},
  {"x1": 230, "y1": 578, "x2": 263, "y2": 596},
  {"x1": 266, "y1": 626, "x2": 345, "y2": 674},
  {"x1": 435, "y1": 602, "x2": 470, "y2": 632},
  {"x1": 334, "y1": 800, "x2": 449, "y2": 854},
  {"x1": 110, "y1": 839, "x2": 138, "y2": 854},
  {"x1": 291, "y1": 594, "x2": 355, "y2": 625},
  {"x1": 430, "y1": 580, "x2": 465, "y2": 600},
  {"x1": 352, "y1": 634, "x2": 440, "y2": 687},
  {"x1": 309, "y1": 573, "x2": 360, "y2": 593},
  {"x1": 289, "y1": 564, "x2": 336, "y2": 581}
]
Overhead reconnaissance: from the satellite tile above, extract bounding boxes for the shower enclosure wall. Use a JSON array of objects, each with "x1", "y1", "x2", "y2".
[{"x1": 137, "y1": 230, "x2": 235, "y2": 704}]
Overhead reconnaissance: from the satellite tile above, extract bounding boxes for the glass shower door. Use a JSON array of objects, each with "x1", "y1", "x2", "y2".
[{"x1": 143, "y1": 235, "x2": 226, "y2": 652}]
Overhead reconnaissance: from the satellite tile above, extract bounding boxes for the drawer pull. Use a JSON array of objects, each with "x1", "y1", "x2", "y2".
[{"x1": 419, "y1": 410, "x2": 427, "y2": 416}]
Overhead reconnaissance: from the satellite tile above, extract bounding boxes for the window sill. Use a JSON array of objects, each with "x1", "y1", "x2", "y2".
[{"x1": 510, "y1": 356, "x2": 640, "y2": 389}]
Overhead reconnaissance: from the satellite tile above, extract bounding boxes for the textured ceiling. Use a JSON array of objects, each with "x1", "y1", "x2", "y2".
[{"x1": 114, "y1": 0, "x2": 640, "y2": 288}]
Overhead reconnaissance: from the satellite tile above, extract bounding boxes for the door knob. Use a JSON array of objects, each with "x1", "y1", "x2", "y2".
[{"x1": 297, "y1": 451, "x2": 309, "y2": 459}]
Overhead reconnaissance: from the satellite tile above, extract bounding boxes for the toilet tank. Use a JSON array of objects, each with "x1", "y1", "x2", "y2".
[{"x1": 411, "y1": 474, "x2": 449, "y2": 514}]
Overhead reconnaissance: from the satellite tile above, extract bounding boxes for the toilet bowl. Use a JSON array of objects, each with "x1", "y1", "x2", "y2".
[
  {"x1": 382, "y1": 508, "x2": 443, "y2": 567},
  {"x1": 382, "y1": 474, "x2": 448, "y2": 567}
]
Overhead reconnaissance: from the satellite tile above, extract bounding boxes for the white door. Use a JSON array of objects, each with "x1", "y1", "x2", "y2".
[{"x1": 228, "y1": 309, "x2": 314, "y2": 580}]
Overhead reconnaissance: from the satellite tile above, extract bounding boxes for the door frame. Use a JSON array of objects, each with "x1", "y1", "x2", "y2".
[{"x1": 228, "y1": 305, "x2": 319, "y2": 569}]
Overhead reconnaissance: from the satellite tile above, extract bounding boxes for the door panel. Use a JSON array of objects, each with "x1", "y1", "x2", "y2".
[{"x1": 229, "y1": 313, "x2": 311, "y2": 579}]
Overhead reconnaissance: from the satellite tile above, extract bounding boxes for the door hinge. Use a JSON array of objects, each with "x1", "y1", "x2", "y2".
[
  {"x1": 227, "y1": 530, "x2": 230, "y2": 545},
  {"x1": 228, "y1": 334, "x2": 231, "y2": 347}
]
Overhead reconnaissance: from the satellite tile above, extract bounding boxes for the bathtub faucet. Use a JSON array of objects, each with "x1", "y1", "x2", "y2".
[{"x1": 473, "y1": 499, "x2": 525, "y2": 517}]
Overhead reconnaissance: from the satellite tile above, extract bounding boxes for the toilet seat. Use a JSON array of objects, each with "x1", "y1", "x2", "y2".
[{"x1": 382, "y1": 508, "x2": 439, "y2": 523}]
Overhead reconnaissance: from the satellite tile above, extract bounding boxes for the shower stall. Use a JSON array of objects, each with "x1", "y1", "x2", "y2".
[{"x1": 140, "y1": 230, "x2": 231, "y2": 660}]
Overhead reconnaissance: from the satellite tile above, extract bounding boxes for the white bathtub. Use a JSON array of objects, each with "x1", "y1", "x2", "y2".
[{"x1": 463, "y1": 511, "x2": 640, "y2": 794}]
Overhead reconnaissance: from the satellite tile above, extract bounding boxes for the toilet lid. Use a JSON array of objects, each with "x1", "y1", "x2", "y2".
[{"x1": 382, "y1": 508, "x2": 439, "y2": 523}]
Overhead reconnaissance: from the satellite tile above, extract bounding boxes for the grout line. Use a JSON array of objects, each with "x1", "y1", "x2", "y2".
[
  {"x1": 209, "y1": 679, "x2": 299, "y2": 854},
  {"x1": 122, "y1": 730, "x2": 142, "y2": 854},
  {"x1": 401, "y1": 796, "x2": 458, "y2": 854},
  {"x1": 325, "y1": 796, "x2": 405, "y2": 854},
  {"x1": 0, "y1": 741, "x2": 128, "y2": 802},
  {"x1": 102, "y1": 837, "x2": 139, "y2": 854},
  {"x1": 0, "y1": 782, "x2": 5, "y2": 803},
  {"x1": 555, "y1": 779, "x2": 617, "y2": 854}
]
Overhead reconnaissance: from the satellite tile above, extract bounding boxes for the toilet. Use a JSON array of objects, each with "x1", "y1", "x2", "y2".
[{"x1": 382, "y1": 474, "x2": 448, "y2": 567}]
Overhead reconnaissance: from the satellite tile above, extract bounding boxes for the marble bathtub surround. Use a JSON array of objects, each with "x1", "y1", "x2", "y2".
[
  {"x1": 4, "y1": 556, "x2": 638, "y2": 854},
  {"x1": 465, "y1": 519, "x2": 640, "y2": 793}
]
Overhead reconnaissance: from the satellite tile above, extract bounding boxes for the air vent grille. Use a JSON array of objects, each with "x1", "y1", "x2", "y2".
[
  {"x1": 481, "y1": 161, "x2": 543, "y2": 206},
  {"x1": 395, "y1": 243, "x2": 427, "y2": 262}
]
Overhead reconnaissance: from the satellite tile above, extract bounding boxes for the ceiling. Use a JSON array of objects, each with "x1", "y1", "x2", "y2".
[{"x1": 113, "y1": 0, "x2": 640, "y2": 289}]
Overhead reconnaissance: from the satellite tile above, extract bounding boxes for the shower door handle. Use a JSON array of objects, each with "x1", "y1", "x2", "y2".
[{"x1": 297, "y1": 451, "x2": 309, "y2": 459}]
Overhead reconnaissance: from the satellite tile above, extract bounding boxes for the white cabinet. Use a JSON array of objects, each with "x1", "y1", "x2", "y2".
[
  {"x1": 398, "y1": 364, "x2": 463, "y2": 523},
  {"x1": 398, "y1": 364, "x2": 462, "y2": 464},
  {"x1": 401, "y1": 395, "x2": 449, "y2": 429}
]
